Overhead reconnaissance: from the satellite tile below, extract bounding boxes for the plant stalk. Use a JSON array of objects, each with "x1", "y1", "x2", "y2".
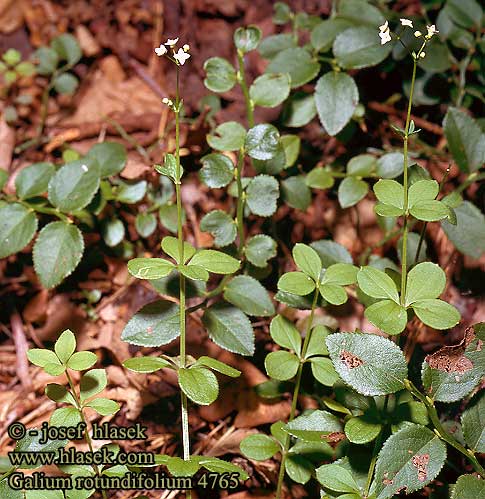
[
  {"x1": 275, "y1": 288, "x2": 319, "y2": 499},
  {"x1": 235, "y1": 148, "x2": 246, "y2": 256},
  {"x1": 237, "y1": 50, "x2": 254, "y2": 128}
]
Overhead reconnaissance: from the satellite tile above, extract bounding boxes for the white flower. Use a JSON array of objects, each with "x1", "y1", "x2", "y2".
[
  {"x1": 379, "y1": 28, "x2": 392, "y2": 45},
  {"x1": 173, "y1": 47, "x2": 191, "y2": 65},
  {"x1": 379, "y1": 21, "x2": 389, "y2": 32},
  {"x1": 165, "y1": 38, "x2": 179, "y2": 47},
  {"x1": 183, "y1": 44, "x2": 190, "y2": 52},
  {"x1": 162, "y1": 97, "x2": 169, "y2": 104},
  {"x1": 426, "y1": 25, "x2": 439, "y2": 38},
  {"x1": 154, "y1": 44, "x2": 167, "y2": 56},
  {"x1": 414, "y1": 30, "x2": 422, "y2": 37},
  {"x1": 400, "y1": 18, "x2": 413, "y2": 28},
  {"x1": 419, "y1": 51, "x2": 426, "y2": 58}
]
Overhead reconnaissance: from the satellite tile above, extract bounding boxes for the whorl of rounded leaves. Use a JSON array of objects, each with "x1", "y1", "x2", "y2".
[
  {"x1": 371, "y1": 424, "x2": 446, "y2": 499},
  {"x1": 27, "y1": 348, "x2": 63, "y2": 375},
  {"x1": 281, "y1": 176, "x2": 311, "y2": 211},
  {"x1": 199, "y1": 153, "x2": 234, "y2": 188},
  {"x1": 202, "y1": 304, "x2": 255, "y2": 356},
  {"x1": 461, "y1": 393, "x2": 485, "y2": 452},
  {"x1": 326, "y1": 333, "x2": 408, "y2": 396},
  {"x1": 51, "y1": 34, "x2": 82, "y2": 66},
  {"x1": 293, "y1": 243, "x2": 322, "y2": 281},
  {"x1": 15, "y1": 162, "x2": 55, "y2": 199},
  {"x1": 0, "y1": 203, "x2": 38, "y2": 258},
  {"x1": 86, "y1": 142, "x2": 127, "y2": 178},
  {"x1": 270, "y1": 315, "x2": 302, "y2": 354},
  {"x1": 245, "y1": 234, "x2": 277, "y2": 267},
  {"x1": 315, "y1": 72, "x2": 358, "y2": 136},
  {"x1": 123, "y1": 356, "x2": 170, "y2": 373},
  {"x1": 128, "y1": 258, "x2": 174, "y2": 280},
  {"x1": 245, "y1": 124, "x2": 280, "y2": 160},
  {"x1": 443, "y1": 107, "x2": 485, "y2": 173},
  {"x1": 249, "y1": 73, "x2": 291, "y2": 108},
  {"x1": 207, "y1": 122, "x2": 246, "y2": 151},
  {"x1": 284, "y1": 410, "x2": 342, "y2": 442},
  {"x1": 203, "y1": 57, "x2": 237, "y2": 93},
  {"x1": 405, "y1": 262, "x2": 445, "y2": 306},
  {"x1": 121, "y1": 300, "x2": 180, "y2": 347},
  {"x1": 421, "y1": 323, "x2": 484, "y2": 402},
  {"x1": 223, "y1": 275, "x2": 274, "y2": 317},
  {"x1": 33, "y1": 221, "x2": 84, "y2": 289},
  {"x1": 80, "y1": 369, "x2": 107, "y2": 402},
  {"x1": 319, "y1": 263, "x2": 358, "y2": 306},
  {"x1": 357, "y1": 266, "x2": 399, "y2": 303},
  {"x1": 234, "y1": 25, "x2": 262, "y2": 53},
  {"x1": 278, "y1": 272, "x2": 315, "y2": 296},
  {"x1": 266, "y1": 47, "x2": 320, "y2": 88},
  {"x1": 200, "y1": 210, "x2": 237, "y2": 247},
  {"x1": 305, "y1": 167, "x2": 335, "y2": 190},
  {"x1": 240, "y1": 434, "x2": 279, "y2": 461},
  {"x1": 316, "y1": 463, "x2": 360, "y2": 494},
  {"x1": 246, "y1": 175, "x2": 279, "y2": 217},
  {"x1": 451, "y1": 474, "x2": 485, "y2": 499},
  {"x1": 189, "y1": 249, "x2": 240, "y2": 274},
  {"x1": 333, "y1": 27, "x2": 393, "y2": 69},
  {"x1": 135, "y1": 212, "x2": 157, "y2": 238},
  {"x1": 162, "y1": 236, "x2": 196, "y2": 264},
  {"x1": 338, "y1": 177, "x2": 368, "y2": 208},
  {"x1": 178, "y1": 367, "x2": 219, "y2": 405},
  {"x1": 48, "y1": 158, "x2": 100, "y2": 212},
  {"x1": 265, "y1": 350, "x2": 300, "y2": 380}
]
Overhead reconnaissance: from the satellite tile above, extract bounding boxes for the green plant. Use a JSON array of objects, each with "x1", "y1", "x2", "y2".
[
  {"x1": 0, "y1": 329, "x2": 120, "y2": 498},
  {"x1": 121, "y1": 38, "x2": 249, "y2": 490}
]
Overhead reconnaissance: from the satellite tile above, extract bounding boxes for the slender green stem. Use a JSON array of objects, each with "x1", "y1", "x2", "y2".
[
  {"x1": 275, "y1": 288, "x2": 319, "y2": 499},
  {"x1": 173, "y1": 67, "x2": 191, "y2": 496},
  {"x1": 364, "y1": 429, "x2": 384, "y2": 497},
  {"x1": 400, "y1": 55, "x2": 418, "y2": 306},
  {"x1": 235, "y1": 149, "x2": 246, "y2": 256},
  {"x1": 405, "y1": 380, "x2": 485, "y2": 478},
  {"x1": 65, "y1": 371, "x2": 107, "y2": 499},
  {"x1": 236, "y1": 50, "x2": 254, "y2": 128}
]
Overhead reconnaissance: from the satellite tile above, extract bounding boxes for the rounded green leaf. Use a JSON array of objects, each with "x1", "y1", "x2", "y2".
[
  {"x1": 357, "y1": 266, "x2": 399, "y2": 303},
  {"x1": 405, "y1": 262, "x2": 445, "y2": 305},
  {"x1": 80, "y1": 369, "x2": 107, "y2": 402},
  {"x1": 282, "y1": 91, "x2": 317, "y2": 127},
  {"x1": 15, "y1": 162, "x2": 55, "y2": 199},
  {"x1": 347, "y1": 154, "x2": 376, "y2": 177},
  {"x1": 285, "y1": 454, "x2": 313, "y2": 484},
  {"x1": 333, "y1": 26, "x2": 392, "y2": 69},
  {"x1": 338, "y1": 177, "x2": 368, "y2": 208},
  {"x1": 461, "y1": 393, "x2": 485, "y2": 452},
  {"x1": 281, "y1": 176, "x2": 311, "y2": 211},
  {"x1": 344, "y1": 417, "x2": 381, "y2": 444},
  {"x1": 372, "y1": 424, "x2": 447, "y2": 499},
  {"x1": 322, "y1": 263, "x2": 358, "y2": 285},
  {"x1": 223, "y1": 275, "x2": 274, "y2": 317},
  {"x1": 311, "y1": 18, "x2": 353, "y2": 52},
  {"x1": 234, "y1": 25, "x2": 262, "y2": 53},
  {"x1": 451, "y1": 475, "x2": 485, "y2": 499},
  {"x1": 245, "y1": 234, "x2": 277, "y2": 267},
  {"x1": 179, "y1": 264, "x2": 209, "y2": 282},
  {"x1": 207, "y1": 122, "x2": 246, "y2": 151},
  {"x1": 85, "y1": 398, "x2": 120, "y2": 416},
  {"x1": 27, "y1": 349, "x2": 61, "y2": 369},
  {"x1": 306, "y1": 167, "x2": 335, "y2": 189},
  {"x1": 315, "y1": 72, "x2": 358, "y2": 136},
  {"x1": 310, "y1": 357, "x2": 339, "y2": 386},
  {"x1": 278, "y1": 271, "x2": 315, "y2": 296},
  {"x1": 202, "y1": 304, "x2": 254, "y2": 355},
  {"x1": 55, "y1": 330, "x2": 76, "y2": 363},
  {"x1": 102, "y1": 218, "x2": 125, "y2": 247},
  {"x1": 319, "y1": 284, "x2": 348, "y2": 305},
  {"x1": 121, "y1": 300, "x2": 180, "y2": 347},
  {"x1": 48, "y1": 159, "x2": 100, "y2": 212},
  {"x1": 203, "y1": 57, "x2": 236, "y2": 93},
  {"x1": 373, "y1": 179, "x2": 404, "y2": 209},
  {"x1": 195, "y1": 356, "x2": 240, "y2": 377},
  {"x1": 67, "y1": 351, "x2": 98, "y2": 371},
  {"x1": 135, "y1": 212, "x2": 157, "y2": 238},
  {"x1": 240, "y1": 434, "x2": 279, "y2": 461},
  {"x1": 412, "y1": 299, "x2": 460, "y2": 329},
  {"x1": 408, "y1": 179, "x2": 439, "y2": 207},
  {"x1": 305, "y1": 325, "x2": 330, "y2": 358},
  {"x1": 265, "y1": 351, "x2": 300, "y2": 380},
  {"x1": 270, "y1": 315, "x2": 302, "y2": 354},
  {"x1": 34, "y1": 46, "x2": 58, "y2": 75},
  {"x1": 266, "y1": 47, "x2": 320, "y2": 88},
  {"x1": 246, "y1": 174, "x2": 279, "y2": 217},
  {"x1": 50, "y1": 407, "x2": 82, "y2": 428},
  {"x1": 410, "y1": 200, "x2": 450, "y2": 222},
  {"x1": 33, "y1": 221, "x2": 84, "y2": 288},
  {"x1": 86, "y1": 142, "x2": 127, "y2": 178},
  {"x1": 285, "y1": 410, "x2": 342, "y2": 442},
  {"x1": 51, "y1": 33, "x2": 82, "y2": 65},
  {"x1": 365, "y1": 300, "x2": 407, "y2": 335},
  {"x1": 161, "y1": 236, "x2": 195, "y2": 264},
  {"x1": 245, "y1": 124, "x2": 280, "y2": 160},
  {"x1": 189, "y1": 249, "x2": 240, "y2": 274},
  {"x1": 178, "y1": 367, "x2": 218, "y2": 405},
  {"x1": 249, "y1": 73, "x2": 290, "y2": 108},
  {"x1": 311, "y1": 240, "x2": 353, "y2": 267},
  {"x1": 316, "y1": 463, "x2": 359, "y2": 493},
  {"x1": 116, "y1": 179, "x2": 147, "y2": 203},
  {"x1": 376, "y1": 152, "x2": 405, "y2": 179},
  {"x1": 199, "y1": 153, "x2": 234, "y2": 188},
  {"x1": 281, "y1": 134, "x2": 300, "y2": 167},
  {"x1": 326, "y1": 332, "x2": 408, "y2": 396},
  {"x1": 53, "y1": 72, "x2": 78, "y2": 94},
  {"x1": 123, "y1": 356, "x2": 170, "y2": 373},
  {"x1": 128, "y1": 258, "x2": 174, "y2": 280},
  {"x1": 0, "y1": 203, "x2": 38, "y2": 258},
  {"x1": 258, "y1": 33, "x2": 296, "y2": 59},
  {"x1": 293, "y1": 243, "x2": 322, "y2": 281},
  {"x1": 200, "y1": 210, "x2": 236, "y2": 247}
]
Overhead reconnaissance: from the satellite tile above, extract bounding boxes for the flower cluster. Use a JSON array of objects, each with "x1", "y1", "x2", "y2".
[
  {"x1": 154, "y1": 37, "x2": 191, "y2": 65},
  {"x1": 378, "y1": 18, "x2": 439, "y2": 48}
]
